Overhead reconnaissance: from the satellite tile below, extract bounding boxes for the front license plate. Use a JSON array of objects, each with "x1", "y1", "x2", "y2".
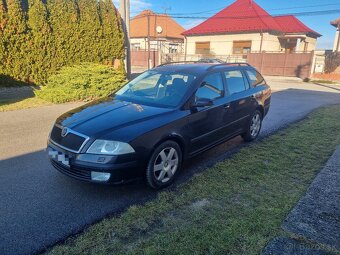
[{"x1": 48, "y1": 148, "x2": 70, "y2": 167}]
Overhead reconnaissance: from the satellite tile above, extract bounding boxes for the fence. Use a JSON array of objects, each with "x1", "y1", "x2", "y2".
[
  {"x1": 160, "y1": 53, "x2": 246, "y2": 64},
  {"x1": 131, "y1": 50, "x2": 159, "y2": 68},
  {"x1": 134, "y1": 51, "x2": 315, "y2": 78},
  {"x1": 247, "y1": 52, "x2": 314, "y2": 78}
]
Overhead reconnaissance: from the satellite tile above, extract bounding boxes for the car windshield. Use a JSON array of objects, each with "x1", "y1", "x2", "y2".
[{"x1": 115, "y1": 70, "x2": 197, "y2": 108}]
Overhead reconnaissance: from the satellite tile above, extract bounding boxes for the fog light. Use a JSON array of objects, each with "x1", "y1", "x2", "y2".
[{"x1": 91, "y1": 171, "x2": 111, "y2": 182}]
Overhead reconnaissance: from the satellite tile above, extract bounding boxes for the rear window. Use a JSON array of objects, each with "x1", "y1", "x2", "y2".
[{"x1": 246, "y1": 70, "x2": 265, "y2": 87}]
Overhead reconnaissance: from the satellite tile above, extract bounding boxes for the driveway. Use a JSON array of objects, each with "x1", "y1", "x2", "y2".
[{"x1": 1, "y1": 80, "x2": 340, "y2": 255}]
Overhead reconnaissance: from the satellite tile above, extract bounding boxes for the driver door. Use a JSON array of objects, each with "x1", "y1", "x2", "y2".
[{"x1": 188, "y1": 72, "x2": 228, "y2": 155}]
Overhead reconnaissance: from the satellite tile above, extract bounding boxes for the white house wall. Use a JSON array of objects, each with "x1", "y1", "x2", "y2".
[{"x1": 185, "y1": 32, "x2": 317, "y2": 55}]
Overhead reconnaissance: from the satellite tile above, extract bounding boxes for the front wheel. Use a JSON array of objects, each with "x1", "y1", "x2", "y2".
[
  {"x1": 145, "y1": 141, "x2": 182, "y2": 189},
  {"x1": 242, "y1": 110, "x2": 262, "y2": 142}
]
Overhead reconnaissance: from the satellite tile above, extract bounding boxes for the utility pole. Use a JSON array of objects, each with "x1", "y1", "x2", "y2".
[
  {"x1": 120, "y1": 0, "x2": 131, "y2": 78},
  {"x1": 147, "y1": 12, "x2": 151, "y2": 69}
]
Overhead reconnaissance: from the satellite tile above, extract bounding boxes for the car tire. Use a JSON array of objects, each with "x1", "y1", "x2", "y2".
[
  {"x1": 146, "y1": 140, "x2": 182, "y2": 189},
  {"x1": 242, "y1": 110, "x2": 263, "y2": 142}
]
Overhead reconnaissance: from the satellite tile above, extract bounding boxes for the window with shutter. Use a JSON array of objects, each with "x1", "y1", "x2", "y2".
[
  {"x1": 233, "y1": 41, "x2": 252, "y2": 54},
  {"x1": 195, "y1": 42, "x2": 210, "y2": 54}
]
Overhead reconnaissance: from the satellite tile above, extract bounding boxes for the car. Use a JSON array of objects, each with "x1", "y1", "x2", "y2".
[
  {"x1": 197, "y1": 58, "x2": 225, "y2": 64},
  {"x1": 47, "y1": 62, "x2": 271, "y2": 189}
]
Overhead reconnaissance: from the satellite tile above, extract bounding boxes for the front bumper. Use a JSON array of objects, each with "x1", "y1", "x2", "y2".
[{"x1": 47, "y1": 142, "x2": 141, "y2": 184}]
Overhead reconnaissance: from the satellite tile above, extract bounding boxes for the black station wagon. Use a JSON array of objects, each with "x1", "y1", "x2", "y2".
[{"x1": 48, "y1": 62, "x2": 271, "y2": 189}]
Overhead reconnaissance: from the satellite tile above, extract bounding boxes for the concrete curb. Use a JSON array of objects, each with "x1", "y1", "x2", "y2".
[{"x1": 282, "y1": 145, "x2": 340, "y2": 250}]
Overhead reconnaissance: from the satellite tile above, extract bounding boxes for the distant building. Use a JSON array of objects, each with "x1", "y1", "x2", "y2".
[
  {"x1": 130, "y1": 10, "x2": 185, "y2": 54},
  {"x1": 331, "y1": 18, "x2": 340, "y2": 52},
  {"x1": 183, "y1": 0, "x2": 321, "y2": 56}
]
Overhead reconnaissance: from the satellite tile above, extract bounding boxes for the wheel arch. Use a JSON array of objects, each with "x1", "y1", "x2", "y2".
[
  {"x1": 153, "y1": 133, "x2": 187, "y2": 159},
  {"x1": 256, "y1": 104, "x2": 265, "y2": 118}
]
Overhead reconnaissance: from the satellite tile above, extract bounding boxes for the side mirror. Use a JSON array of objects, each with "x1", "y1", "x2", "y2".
[{"x1": 191, "y1": 98, "x2": 213, "y2": 108}]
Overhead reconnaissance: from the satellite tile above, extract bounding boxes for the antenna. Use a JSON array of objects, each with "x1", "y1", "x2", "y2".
[{"x1": 162, "y1": 6, "x2": 172, "y2": 14}]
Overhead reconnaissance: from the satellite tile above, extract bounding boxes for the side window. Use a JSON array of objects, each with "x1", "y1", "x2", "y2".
[
  {"x1": 224, "y1": 70, "x2": 247, "y2": 95},
  {"x1": 195, "y1": 73, "x2": 224, "y2": 100},
  {"x1": 246, "y1": 70, "x2": 265, "y2": 87}
]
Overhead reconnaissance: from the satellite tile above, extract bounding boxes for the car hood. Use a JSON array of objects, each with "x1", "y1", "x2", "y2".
[{"x1": 56, "y1": 97, "x2": 174, "y2": 137}]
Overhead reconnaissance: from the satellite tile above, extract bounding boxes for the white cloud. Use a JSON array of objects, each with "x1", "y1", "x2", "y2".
[
  {"x1": 113, "y1": 0, "x2": 152, "y2": 15},
  {"x1": 181, "y1": 19, "x2": 205, "y2": 30}
]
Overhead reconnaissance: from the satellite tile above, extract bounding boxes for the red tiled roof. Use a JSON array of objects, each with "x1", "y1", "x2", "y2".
[
  {"x1": 131, "y1": 10, "x2": 185, "y2": 39},
  {"x1": 274, "y1": 15, "x2": 321, "y2": 37},
  {"x1": 182, "y1": 0, "x2": 321, "y2": 37}
]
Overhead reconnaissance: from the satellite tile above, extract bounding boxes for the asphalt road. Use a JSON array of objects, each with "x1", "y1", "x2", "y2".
[{"x1": 1, "y1": 80, "x2": 340, "y2": 255}]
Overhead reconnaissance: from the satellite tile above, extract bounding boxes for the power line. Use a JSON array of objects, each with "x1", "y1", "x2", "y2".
[
  {"x1": 153, "y1": 2, "x2": 340, "y2": 16},
  {"x1": 131, "y1": 8, "x2": 340, "y2": 21}
]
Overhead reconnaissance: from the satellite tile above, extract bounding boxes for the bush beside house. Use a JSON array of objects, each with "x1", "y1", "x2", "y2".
[
  {"x1": 35, "y1": 63, "x2": 126, "y2": 103},
  {"x1": 0, "y1": 0, "x2": 125, "y2": 86}
]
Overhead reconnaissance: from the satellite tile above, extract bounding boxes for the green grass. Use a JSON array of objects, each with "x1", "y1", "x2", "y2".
[
  {"x1": 311, "y1": 79, "x2": 338, "y2": 85},
  {"x1": 48, "y1": 105, "x2": 340, "y2": 255},
  {"x1": 0, "y1": 97, "x2": 51, "y2": 112}
]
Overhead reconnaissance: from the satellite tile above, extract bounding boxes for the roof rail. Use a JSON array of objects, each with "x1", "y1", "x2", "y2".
[
  {"x1": 157, "y1": 61, "x2": 198, "y2": 67},
  {"x1": 156, "y1": 61, "x2": 251, "y2": 70},
  {"x1": 207, "y1": 62, "x2": 251, "y2": 71}
]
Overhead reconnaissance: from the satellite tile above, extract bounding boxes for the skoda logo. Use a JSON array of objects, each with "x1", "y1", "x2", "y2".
[{"x1": 61, "y1": 127, "x2": 69, "y2": 137}]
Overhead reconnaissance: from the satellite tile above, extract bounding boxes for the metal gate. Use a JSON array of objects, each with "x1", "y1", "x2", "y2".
[{"x1": 131, "y1": 50, "x2": 159, "y2": 68}]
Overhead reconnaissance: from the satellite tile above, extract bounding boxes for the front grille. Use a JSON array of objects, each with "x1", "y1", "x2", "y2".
[
  {"x1": 51, "y1": 160, "x2": 91, "y2": 181},
  {"x1": 50, "y1": 125, "x2": 87, "y2": 152}
]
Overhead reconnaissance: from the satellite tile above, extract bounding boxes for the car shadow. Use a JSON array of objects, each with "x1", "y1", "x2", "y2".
[{"x1": 0, "y1": 74, "x2": 38, "y2": 105}]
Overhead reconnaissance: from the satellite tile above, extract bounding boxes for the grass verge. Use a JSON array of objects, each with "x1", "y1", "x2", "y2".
[
  {"x1": 48, "y1": 105, "x2": 340, "y2": 255},
  {"x1": 0, "y1": 97, "x2": 51, "y2": 112}
]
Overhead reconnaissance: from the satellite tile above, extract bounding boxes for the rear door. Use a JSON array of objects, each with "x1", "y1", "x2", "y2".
[
  {"x1": 188, "y1": 72, "x2": 229, "y2": 154},
  {"x1": 224, "y1": 70, "x2": 255, "y2": 134}
]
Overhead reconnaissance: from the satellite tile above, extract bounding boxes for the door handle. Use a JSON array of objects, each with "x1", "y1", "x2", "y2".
[{"x1": 223, "y1": 104, "x2": 230, "y2": 109}]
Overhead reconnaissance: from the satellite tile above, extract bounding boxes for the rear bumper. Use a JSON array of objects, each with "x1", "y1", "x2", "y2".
[{"x1": 48, "y1": 142, "x2": 143, "y2": 184}]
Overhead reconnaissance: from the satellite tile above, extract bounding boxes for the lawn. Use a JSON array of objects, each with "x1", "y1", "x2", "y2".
[
  {"x1": 48, "y1": 105, "x2": 340, "y2": 255},
  {"x1": 0, "y1": 97, "x2": 51, "y2": 112}
]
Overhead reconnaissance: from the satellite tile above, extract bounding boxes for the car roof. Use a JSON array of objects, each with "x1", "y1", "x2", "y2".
[{"x1": 152, "y1": 63, "x2": 255, "y2": 76}]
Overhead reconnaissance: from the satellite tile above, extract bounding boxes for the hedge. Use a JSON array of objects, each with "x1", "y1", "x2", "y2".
[
  {"x1": 0, "y1": 0, "x2": 125, "y2": 86},
  {"x1": 35, "y1": 63, "x2": 126, "y2": 103}
]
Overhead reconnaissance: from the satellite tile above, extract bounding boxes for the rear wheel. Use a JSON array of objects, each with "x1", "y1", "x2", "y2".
[
  {"x1": 242, "y1": 110, "x2": 262, "y2": 142},
  {"x1": 146, "y1": 141, "x2": 182, "y2": 189}
]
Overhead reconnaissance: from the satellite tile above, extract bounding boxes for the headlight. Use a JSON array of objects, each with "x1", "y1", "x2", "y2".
[{"x1": 87, "y1": 140, "x2": 135, "y2": 155}]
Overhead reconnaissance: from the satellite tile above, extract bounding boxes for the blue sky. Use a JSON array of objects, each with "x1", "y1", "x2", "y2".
[{"x1": 114, "y1": 0, "x2": 340, "y2": 49}]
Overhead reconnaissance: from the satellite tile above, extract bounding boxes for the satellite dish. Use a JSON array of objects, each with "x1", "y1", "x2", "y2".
[{"x1": 156, "y1": 26, "x2": 163, "y2": 34}]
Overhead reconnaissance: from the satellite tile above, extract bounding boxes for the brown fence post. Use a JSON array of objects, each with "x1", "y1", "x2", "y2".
[
  {"x1": 260, "y1": 51, "x2": 265, "y2": 73},
  {"x1": 308, "y1": 51, "x2": 314, "y2": 78},
  {"x1": 283, "y1": 52, "x2": 288, "y2": 77}
]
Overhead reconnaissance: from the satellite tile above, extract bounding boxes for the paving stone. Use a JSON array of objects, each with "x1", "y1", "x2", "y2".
[
  {"x1": 282, "y1": 146, "x2": 340, "y2": 250},
  {"x1": 262, "y1": 237, "x2": 335, "y2": 255}
]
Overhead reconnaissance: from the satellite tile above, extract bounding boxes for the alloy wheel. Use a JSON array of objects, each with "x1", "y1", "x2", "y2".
[
  {"x1": 250, "y1": 113, "x2": 261, "y2": 137},
  {"x1": 153, "y1": 147, "x2": 179, "y2": 183}
]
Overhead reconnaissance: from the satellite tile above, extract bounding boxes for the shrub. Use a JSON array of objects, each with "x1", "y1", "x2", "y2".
[
  {"x1": 35, "y1": 63, "x2": 126, "y2": 103},
  {"x1": 324, "y1": 52, "x2": 340, "y2": 73},
  {"x1": 0, "y1": 0, "x2": 125, "y2": 84}
]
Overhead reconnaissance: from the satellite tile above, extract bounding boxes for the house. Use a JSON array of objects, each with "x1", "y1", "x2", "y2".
[
  {"x1": 130, "y1": 10, "x2": 185, "y2": 54},
  {"x1": 182, "y1": 0, "x2": 321, "y2": 57},
  {"x1": 331, "y1": 18, "x2": 340, "y2": 52}
]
